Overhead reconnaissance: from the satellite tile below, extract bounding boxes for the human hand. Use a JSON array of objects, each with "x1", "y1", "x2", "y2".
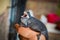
[{"x1": 15, "y1": 24, "x2": 39, "y2": 38}]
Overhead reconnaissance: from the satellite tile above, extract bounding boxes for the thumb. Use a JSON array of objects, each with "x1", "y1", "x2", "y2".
[{"x1": 15, "y1": 24, "x2": 20, "y2": 31}]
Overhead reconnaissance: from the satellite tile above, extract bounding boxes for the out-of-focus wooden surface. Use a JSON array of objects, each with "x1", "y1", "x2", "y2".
[
  {"x1": 0, "y1": 0, "x2": 10, "y2": 15},
  {"x1": 0, "y1": 0, "x2": 10, "y2": 40},
  {"x1": 26, "y1": 0, "x2": 58, "y2": 20},
  {"x1": 49, "y1": 33, "x2": 60, "y2": 40},
  {"x1": 0, "y1": 8, "x2": 9, "y2": 40}
]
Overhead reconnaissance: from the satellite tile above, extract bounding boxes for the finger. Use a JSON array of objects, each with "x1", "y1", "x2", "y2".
[{"x1": 15, "y1": 24, "x2": 20, "y2": 30}]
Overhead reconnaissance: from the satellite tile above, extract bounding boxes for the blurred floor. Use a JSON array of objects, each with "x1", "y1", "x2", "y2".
[
  {"x1": 46, "y1": 23, "x2": 60, "y2": 40},
  {"x1": 49, "y1": 33, "x2": 60, "y2": 40}
]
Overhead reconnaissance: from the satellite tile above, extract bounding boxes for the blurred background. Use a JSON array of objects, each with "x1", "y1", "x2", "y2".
[{"x1": 0, "y1": 0, "x2": 60, "y2": 40}]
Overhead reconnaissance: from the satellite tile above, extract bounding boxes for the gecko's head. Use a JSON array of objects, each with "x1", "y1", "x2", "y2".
[{"x1": 21, "y1": 10, "x2": 34, "y2": 25}]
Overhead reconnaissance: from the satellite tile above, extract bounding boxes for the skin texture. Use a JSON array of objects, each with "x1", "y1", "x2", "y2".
[{"x1": 15, "y1": 24, "x2": 46, "y2": 40}]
